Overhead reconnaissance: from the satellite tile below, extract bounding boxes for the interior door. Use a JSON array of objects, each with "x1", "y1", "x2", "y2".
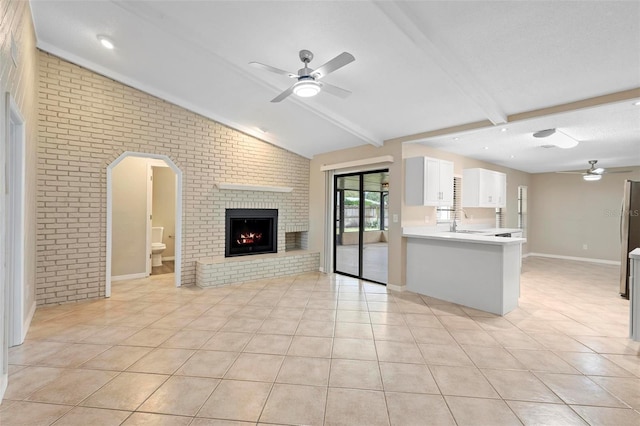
[{"x1": 334, "y1": 170, "x2": 388, "y2": 285}]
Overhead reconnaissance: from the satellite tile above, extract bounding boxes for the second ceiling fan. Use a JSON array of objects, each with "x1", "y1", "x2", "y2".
[
  {"x1": 250, "y1": 49, "x2": 355, "y2": 103},
  {"x1": 557, "y1": 160, "x2": 631, "y2": 181}
]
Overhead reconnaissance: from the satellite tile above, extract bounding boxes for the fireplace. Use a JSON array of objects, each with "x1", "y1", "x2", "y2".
[{"x1": 225, "y1": 209, "x2": 278, "y2": 257}]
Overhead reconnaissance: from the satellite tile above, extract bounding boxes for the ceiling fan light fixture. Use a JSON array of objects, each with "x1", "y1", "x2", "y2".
[
  {"x1": 293, "y1": 80, "x2": 321, "y2": 98},
  {"x1": 583, "y1": 174, "x2": 602, "y2": 181}
]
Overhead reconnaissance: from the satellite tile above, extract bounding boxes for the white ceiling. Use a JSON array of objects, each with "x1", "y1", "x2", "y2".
[{"x1": 30, "y1": 1, "x2": 640, "y2": 172}]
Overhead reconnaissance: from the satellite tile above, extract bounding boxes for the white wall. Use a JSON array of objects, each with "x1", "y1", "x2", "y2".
[
  {"x1": 152, "y1": 166, "x2": 176, "y2": 258},
  {"x1": 112, "y1": 157, "x2": 148, "y2": 276},
  {"x1": 529, "y1": 167, "x2": 640, "y2": 262}
]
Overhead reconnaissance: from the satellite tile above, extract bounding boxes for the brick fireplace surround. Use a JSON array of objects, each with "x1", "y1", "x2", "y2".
[{"x1": 195, "y1": 199, "x2": 319, "y2": 289}]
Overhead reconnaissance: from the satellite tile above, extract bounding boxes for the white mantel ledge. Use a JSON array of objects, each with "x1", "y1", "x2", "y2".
[{"x1": 214, "y1": 182, "x2": 293, "y2": 193}]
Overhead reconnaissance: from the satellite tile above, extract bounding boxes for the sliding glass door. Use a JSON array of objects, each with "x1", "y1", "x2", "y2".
[{"x1": 334, "y1": 170, "x2": 388, "y2": 285}]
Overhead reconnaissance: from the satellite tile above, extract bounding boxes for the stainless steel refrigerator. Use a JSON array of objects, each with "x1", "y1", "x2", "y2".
[{"x1": 620, "y1": 180, "x2": 640, "y2": 298}]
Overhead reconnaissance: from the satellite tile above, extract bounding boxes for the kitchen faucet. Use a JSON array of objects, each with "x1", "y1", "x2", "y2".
[{"x1": 448, "y1": 209, "x2": 467, "y2": 232}]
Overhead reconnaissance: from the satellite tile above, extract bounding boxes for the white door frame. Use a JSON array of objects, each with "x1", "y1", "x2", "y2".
[
  {"x1": 106, "y1": 152, "x2": 183, "y2": 297},
  {"x1": 325, "y1": 163, "x2": 392, "y2": 283},
  {"x1": 1, "y1": 93, "x2": 26, "y2": 402},
  {"x1": 146, "y1": 163, "x2": 153, "y2": 276},
  {"x1": 322, "y1": 170, "x2": 334, "y2": 273},
  {"x1": 5, "y1": 94, "x2": 25, "y2": 346}
]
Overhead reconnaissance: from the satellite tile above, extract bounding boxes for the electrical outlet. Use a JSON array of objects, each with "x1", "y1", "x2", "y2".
[
  {"x1": 582, "y1": 244, "x2": 588, "y2": 250},
  {"x1": 392, "y1": 214, "x2": 399, "y2": 223}
]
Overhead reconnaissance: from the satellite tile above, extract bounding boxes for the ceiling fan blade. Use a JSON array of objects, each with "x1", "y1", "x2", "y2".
[
  {"x1": 592, "y1": 168, "x2": 605, "y2": 174},
  {"x1": 555, "y1": 171, "x2": 585, "y2": 174},
  {"x1": 310, "y1": 52, "x2": 355, "y2": 79},
  {"x1": 318, "y1": 81, "x2": 352, "y2": 99},
  {"x1": 603, "y1": 170, "x2": 632, "y2": 174},
  {"x1": 249, "y1": 62, "x2": 298, "y2": 79},
  {"x1": 270, "y1": 85, "x2": 295, "y2": 103}
]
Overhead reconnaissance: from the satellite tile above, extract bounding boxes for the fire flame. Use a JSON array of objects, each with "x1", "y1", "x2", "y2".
[{"x1": 237, "y1": 232, "x2": 262, "y2": 245}]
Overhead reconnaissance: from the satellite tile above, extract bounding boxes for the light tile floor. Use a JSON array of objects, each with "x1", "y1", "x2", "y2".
[{"x1": 1, "y1": 257, "x2": 639, "y2": 425}]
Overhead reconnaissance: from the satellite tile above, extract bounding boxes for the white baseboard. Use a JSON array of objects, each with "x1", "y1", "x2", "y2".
[
  {"x1": 162, "y1": 256, "x2": 175, "y2": 261},
  {"x1": 387, "y1": 283, "x2": 405, "y2": 292},
  {"x1": 319, "y1": 267, "x2": 325, "y2": 273},
  {"x1": 111, "y1": 272, "x2": 147, "y2": 282},
  {"x1": 528, "y1": 253, "x2": 621, "y2": 266},
  {"x1": 0, "y1": 373, "x2": 7, "y2": 403},
  {"x1": 22, "y1": 301, "x2": 36, "y2": 342}
]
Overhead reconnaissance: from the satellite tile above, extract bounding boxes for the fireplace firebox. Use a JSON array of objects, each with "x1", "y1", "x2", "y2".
[{"x1": 225, "y1": 209, "x2": 278, "y2": 257}]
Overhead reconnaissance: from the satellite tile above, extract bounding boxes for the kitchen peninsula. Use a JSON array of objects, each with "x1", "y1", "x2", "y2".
[{"x1": 403, "y1": 227, "x2": 526, "y2": 315}]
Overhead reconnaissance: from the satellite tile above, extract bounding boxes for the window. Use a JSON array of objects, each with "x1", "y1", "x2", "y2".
[
  {"x1": 495, "y1": 208, "x2": 504, "y2": 228},
  {"x1": 436, "y1": 177, "x2": 461, "y2": 223},
  {"x1": 518, "y1": 185, "x2": 528, "y2": 237}
]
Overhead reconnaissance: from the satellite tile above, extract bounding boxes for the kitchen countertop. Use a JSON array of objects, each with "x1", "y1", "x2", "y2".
[
  {"x1": 402, "y1": 226, "x2": 526, "y2": 246},
  {"x1": 469, "y1": 228, "x2": 522, "y2": 235}
]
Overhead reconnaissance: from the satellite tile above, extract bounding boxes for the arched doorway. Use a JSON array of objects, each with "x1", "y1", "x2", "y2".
[{"x1": 106, "y1": 152, "x2": 183, "y2": 297}]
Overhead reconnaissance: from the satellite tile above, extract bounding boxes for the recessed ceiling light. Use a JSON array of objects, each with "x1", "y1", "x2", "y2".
[
  {"x1": 634, "y1": 100, "x2": 640, "y2": 106},
  {"x1": 453, "y1": 137, "x2": 459, "y2": 141},
  {"x1": 97, "y1": 35, "x2": 114, "y2": 50},
  {"x1": 501, "y1": 128, "x2": 508, "y2": 132},
  {"x1": 483, "y1": 146, "x2": 489, "y2": 150},
  {"x1": 509, "y1": 155, "x2": 515, "y2": 159}
]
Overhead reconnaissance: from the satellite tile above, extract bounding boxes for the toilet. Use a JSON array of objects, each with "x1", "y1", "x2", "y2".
[{"x1": 151, "y1": 226, "x2": 166, "y2": 267}]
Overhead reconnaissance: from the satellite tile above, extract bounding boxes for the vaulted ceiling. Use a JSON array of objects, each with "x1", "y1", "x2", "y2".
[{"x1": 31, "y1": 1, "x2": 640, "y2": 172}]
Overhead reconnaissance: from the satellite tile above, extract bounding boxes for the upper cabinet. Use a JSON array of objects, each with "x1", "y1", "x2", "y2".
[
  {"x1": 462, "y1": 168, "x2": 506, "y2": 208},
  {"x1": 405, "y1": 156, "x2": 454, "y2": 206}
]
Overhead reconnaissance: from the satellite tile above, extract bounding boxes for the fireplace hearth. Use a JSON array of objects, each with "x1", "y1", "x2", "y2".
[{"x1": 225, "y1": 209, "x2": 278, "y2": 257}]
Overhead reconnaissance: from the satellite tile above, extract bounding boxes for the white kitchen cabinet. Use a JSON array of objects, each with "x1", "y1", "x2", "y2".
[
  {"x1": 462, "y1": 168, "x2": 506, "y2": 208},
  {"x1": 405, "y1": 156, "x2": 454, "y2": 206}
]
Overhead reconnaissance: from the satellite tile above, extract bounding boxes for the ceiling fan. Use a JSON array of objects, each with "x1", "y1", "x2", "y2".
[
  {"x1": 250, "y1": 49, "x2": 355, "y2": 103},
  {"x1": 557, "y1": 160, "x2": 631, "y2": 181}
]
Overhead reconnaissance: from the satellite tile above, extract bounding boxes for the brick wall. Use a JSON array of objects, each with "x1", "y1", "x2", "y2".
[
  {"x1": 37, "y1": 51, "x2": 310, "y2": 305},
  {"x1": 196, "y1": 252, "x2": 320, "y2": 288}
]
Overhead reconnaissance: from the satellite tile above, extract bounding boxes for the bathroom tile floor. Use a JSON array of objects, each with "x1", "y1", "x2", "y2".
[
  {"x1": 2, "y1": 257, "x2": 639, "y2": 425},
  {"x1": 152, "y1": 260, "x2": 175, "y2": 276}
]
